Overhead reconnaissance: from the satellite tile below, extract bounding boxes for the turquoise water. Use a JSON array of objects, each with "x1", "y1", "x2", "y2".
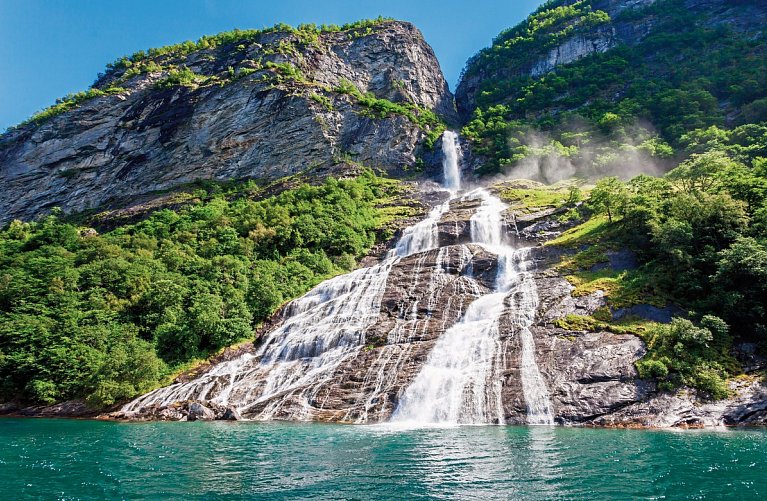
[{"x1": 0, "y1": 419, "x2": 765, "y2": 500}]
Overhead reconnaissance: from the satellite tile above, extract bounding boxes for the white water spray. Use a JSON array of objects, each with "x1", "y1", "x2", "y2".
[{"x1": 442, "y1": 131, "x2": 462, "y2": 193}]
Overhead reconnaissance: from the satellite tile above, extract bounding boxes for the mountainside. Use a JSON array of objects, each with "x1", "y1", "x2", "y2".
[
  {"x1": 108, "y1": 181, "x2": 767, "y2": 427},
  {"x1": 456, "y1": 0, "x2": 767, "y2": 177},
  {"x1": 1, "y1": 5, "x2": 766, "y2": 426},
  {"x1": 0, "y1": 20, "x2": 453, "y2": 224}
]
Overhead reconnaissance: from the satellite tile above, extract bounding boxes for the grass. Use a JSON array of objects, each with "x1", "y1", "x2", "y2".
[
  {"x1": 556, "y1": 245, "x2": 609, "y2": 273},
  {"x1": 554, "y1": 313, "x2": 659, "y2": 338},
  {"x1": 552, "y1": 214, "x2": 668, "y2": 308},
  {"x1": 545, "y1": 215, "x2": 610, "y2": 247},
  {"x1": 564, "y1": 264, "x2": 666, "y2": 308},
  {"x1": 371, "y1": 178, "x2": 422, "y2": 230},
  {"x1": 309, "y1": 92, "x2": 334, "y2": 111},
  {"x1": 500, "y1": 186, "x2": 569, "y2": 212}
]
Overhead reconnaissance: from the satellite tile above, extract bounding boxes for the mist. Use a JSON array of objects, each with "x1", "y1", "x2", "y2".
[{"x1": 498, "y1": 122, "x2": 671, "y2": 185}]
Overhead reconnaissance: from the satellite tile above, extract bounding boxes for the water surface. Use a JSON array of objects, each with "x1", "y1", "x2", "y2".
[{"x1": 0, "y1": 419, "x2": 765, "y2": 499}]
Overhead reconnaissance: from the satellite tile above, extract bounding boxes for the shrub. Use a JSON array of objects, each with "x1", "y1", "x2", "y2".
[{"x1": 0, "y1": 170, "x2": 404, "y2": 407}]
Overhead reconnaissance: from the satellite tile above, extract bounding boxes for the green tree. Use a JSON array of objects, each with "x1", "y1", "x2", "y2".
[
  {"x1": 666, "y1": 151, "x2": 739, "y2": 193},
  {"x1": 588, "y1": 177, "x2": 629, "y2": 223},
  {"x1": 712, "y1": 238, "x2": 767, "y2": 338}
]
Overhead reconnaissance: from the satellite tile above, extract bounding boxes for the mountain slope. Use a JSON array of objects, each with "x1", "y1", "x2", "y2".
[
  {"x1": 0, "y1": 20, "x2": 454, "y2": 224},
  {"x1": 456, "y1": 0, "x2": 767, "y2": 176},
  {"x1": 452, "y1": 0, "x2": 767, "y2": 412}
]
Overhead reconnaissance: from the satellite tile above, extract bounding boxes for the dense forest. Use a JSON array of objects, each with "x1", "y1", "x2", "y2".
[{"x1": 0, "y1": 171, "x2": 410, "y2": 407}]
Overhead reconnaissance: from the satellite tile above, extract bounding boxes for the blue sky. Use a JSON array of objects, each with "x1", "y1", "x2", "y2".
[{"x1": 0, "y1": 0, "x2": 542, "y2": 130}]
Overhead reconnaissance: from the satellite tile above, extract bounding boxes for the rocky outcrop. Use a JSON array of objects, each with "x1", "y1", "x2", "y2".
[
  {"x1": 500, "y1": 205, "x2": 767, "y2": 428},
  {"x1": 589, "y1": 377, "x2": 767, "y2": 428},
  {"x1": 0, "y1": 21, "x2": 455, "y2": 224}
]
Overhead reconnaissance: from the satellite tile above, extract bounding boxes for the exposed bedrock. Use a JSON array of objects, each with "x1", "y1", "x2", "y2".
[{"x1": 0, "y1": 21, "x2": 456, "y2": 224}]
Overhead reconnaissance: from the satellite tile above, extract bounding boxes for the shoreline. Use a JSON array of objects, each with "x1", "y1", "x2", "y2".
[{"x1": 2, "y1": 403, "x2": 766, "y2": 431}]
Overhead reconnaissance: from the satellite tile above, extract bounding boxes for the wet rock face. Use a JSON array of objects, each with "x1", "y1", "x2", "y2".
[
  {"x1": 114, "y1": 192, "x2": 767, "y2": 427},
  {"x1": 113, "y1": 241, "x2": 498, "y2": 423},
  {"x1": 436, "y1": 197, "x2": 481, "y2": 246},
  {"x1": 252, "y1": 243, "x2": 500, "y2": 422},
  {"x1": 0, "y1": 21, "x2": 455, "y2": 224}
]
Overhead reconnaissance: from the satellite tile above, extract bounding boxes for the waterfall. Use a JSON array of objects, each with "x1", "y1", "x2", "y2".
[
  {"x1": 392, "y1": 188, "x2": 552, "y2": 425},
  {"x1": 122, "y1": 131, "x2": 554, "y2": 426},
  {"x1": 122, "y1": 131, "x2": 463, "y2": 418},
  {"x1": 442, "y1": 131, "x2": 462, "y2": 193},
  {"x1": 504, "y1": 248, "x2": 554, "y2": 426},
  {"x1": 122, "y1": 204, "x2": 445, "y2": 418}
]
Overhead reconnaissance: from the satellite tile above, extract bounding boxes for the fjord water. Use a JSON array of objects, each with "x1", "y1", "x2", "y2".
[{"x1": 1, "y1": 419, "x2": 766, "y2": 500}]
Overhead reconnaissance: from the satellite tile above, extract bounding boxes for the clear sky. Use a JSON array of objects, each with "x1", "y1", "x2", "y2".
[{"x1": 0, "y1": 0, "x2": 542, "y2": 130}]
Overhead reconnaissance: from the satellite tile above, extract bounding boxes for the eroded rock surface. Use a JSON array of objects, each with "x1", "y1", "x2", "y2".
[{"x1": 0, "y1": 21, "x2": 454, "y2": 224}]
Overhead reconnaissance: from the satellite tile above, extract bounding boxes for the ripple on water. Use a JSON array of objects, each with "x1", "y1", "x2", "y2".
[{"x1": 0, "y1": 420, "x2": 766, "y2": 500}]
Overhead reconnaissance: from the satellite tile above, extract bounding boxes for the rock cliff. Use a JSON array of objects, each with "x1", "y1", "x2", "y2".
[{"x1": 0, "y1": 21, "x2": 454, "y2": 224}]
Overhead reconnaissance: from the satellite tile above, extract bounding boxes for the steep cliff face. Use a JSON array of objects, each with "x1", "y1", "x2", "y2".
[
  {"x1": 0, "y1": 21, "x2": 454, "y2": 224},
  {"x1": 456, "y1": 0, "x2": 767, "y2": 119}
]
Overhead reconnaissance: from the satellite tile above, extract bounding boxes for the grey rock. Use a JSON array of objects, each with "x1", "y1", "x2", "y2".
[
  {"x1": 530, "y1": 31, "x2": 617, "y2": 78},
  {"x1": 0, "y1": 402, "x2": 19, "y2": 414},
  {"x1": 0, "y1": 21, "x2": 455, "y2": 224},
  {"x1": 591, "y1": 249, "x2": 637, "y2": 272},
  {"x1": 187, "y1": 402, "x2": 216, "y2": 421},
  {"x1": 221, "y1": 407, "x2": 243, "y2": 421},
  {"x1": 612, "y1": 304, "x2": 683, "y2": 323}
]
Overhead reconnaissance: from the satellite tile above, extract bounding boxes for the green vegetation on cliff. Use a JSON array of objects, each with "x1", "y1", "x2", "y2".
[
  {"x1": 0, "y1": 171, "x2": 410, "y2": 408},
  {"x1": 461, "y1": 0, "x2": 767, "y2": 177},
  {"x1": 545, "y1": 137, "x2": 767, "y2": 396},
  {"x1": 459, "y1": 0, "x2": 767, "y2": 397}
]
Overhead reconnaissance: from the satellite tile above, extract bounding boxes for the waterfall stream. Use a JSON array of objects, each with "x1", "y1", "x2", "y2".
[
  {"x1": 391, "y1": 190, "x2": 553, "y2": 425},
  {"x1": 441, "y1": 131, "x2": 462, "y2": 193},
  {"x1": 122, "y1": 131, "x2": 553, "y2": 425}
]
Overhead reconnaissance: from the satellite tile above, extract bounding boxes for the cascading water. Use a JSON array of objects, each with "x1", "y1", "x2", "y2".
[
  {"x1": 512, "y1": 252, "x2": 554, "y2": 425},
  {"x1": 391, "y1": 189, "x2": 553, "y2": 425},
  {"x1": 122, "y1": 131, "x2": 553, "y2": 426},
  {"x1": 122, "y1": 203, "x2": 446, "y2": 418},
  {"x1": 441, "y1": 131, "x2": 462, "y2": 193},
  {"x1": 123, "y1": 133, "x2": 459, "y2": 419}
]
